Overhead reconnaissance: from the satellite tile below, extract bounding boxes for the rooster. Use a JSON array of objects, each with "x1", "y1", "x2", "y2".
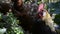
[
  {"x1": 12, "y1": 0, "x2": 58, "y2": 34},
  {"x1": 37, "y1": 3, "x2": 57, "y2": 32}
]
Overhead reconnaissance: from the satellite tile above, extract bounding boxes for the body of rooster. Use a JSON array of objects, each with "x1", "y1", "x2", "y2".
[
  {"x1": 12, "y1": 0, "x2": 58, "y2": 34},
  {"x1": 38, "y1": 3, "x2": 58, "y2": 32}
]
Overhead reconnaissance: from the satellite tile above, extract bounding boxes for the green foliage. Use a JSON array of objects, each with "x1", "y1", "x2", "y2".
[
  {"x1": 12, "y1": 26, "x2": 24, "y2": 34},
  {"x1": 0, "y1": 12, "x2": 24, "y2": 34},
  {"x1": 54, "y1": 14, "x2": 60, "y2": 24},
  {"x1": 37, "y1": 1, "x2": 41, "y2": 5},
  {"x1": 50, "y1": 8, "x2": 55, "y2": 12}
]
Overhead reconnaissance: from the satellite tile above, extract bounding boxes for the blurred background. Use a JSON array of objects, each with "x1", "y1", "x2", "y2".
[{"x1": 0, "y1": 0, "x2": 60, "y2": 34}]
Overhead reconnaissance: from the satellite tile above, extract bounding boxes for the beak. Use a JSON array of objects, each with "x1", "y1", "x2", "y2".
[{"x1": 43, "y1": 11, "x2": 46, "y2": 17}]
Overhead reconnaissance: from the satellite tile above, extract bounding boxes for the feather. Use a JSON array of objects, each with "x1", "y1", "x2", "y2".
[{"x1": 42, "y1": 10, "x2": 56, "y2": 32}]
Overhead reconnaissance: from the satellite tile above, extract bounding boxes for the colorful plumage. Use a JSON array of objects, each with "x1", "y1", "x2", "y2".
[{"x1": 38, "y1": 3, "x2": 56, "y2": 32}]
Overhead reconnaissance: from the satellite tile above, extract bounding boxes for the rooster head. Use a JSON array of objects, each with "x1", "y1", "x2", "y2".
[{"x1": 37, "y1": 3, "x2": 45, "y2": 19}]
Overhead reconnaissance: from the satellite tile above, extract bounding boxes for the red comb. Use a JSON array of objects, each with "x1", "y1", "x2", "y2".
[{"x1": 38, "y1": 3, "x2": 44, "y2": 12}]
